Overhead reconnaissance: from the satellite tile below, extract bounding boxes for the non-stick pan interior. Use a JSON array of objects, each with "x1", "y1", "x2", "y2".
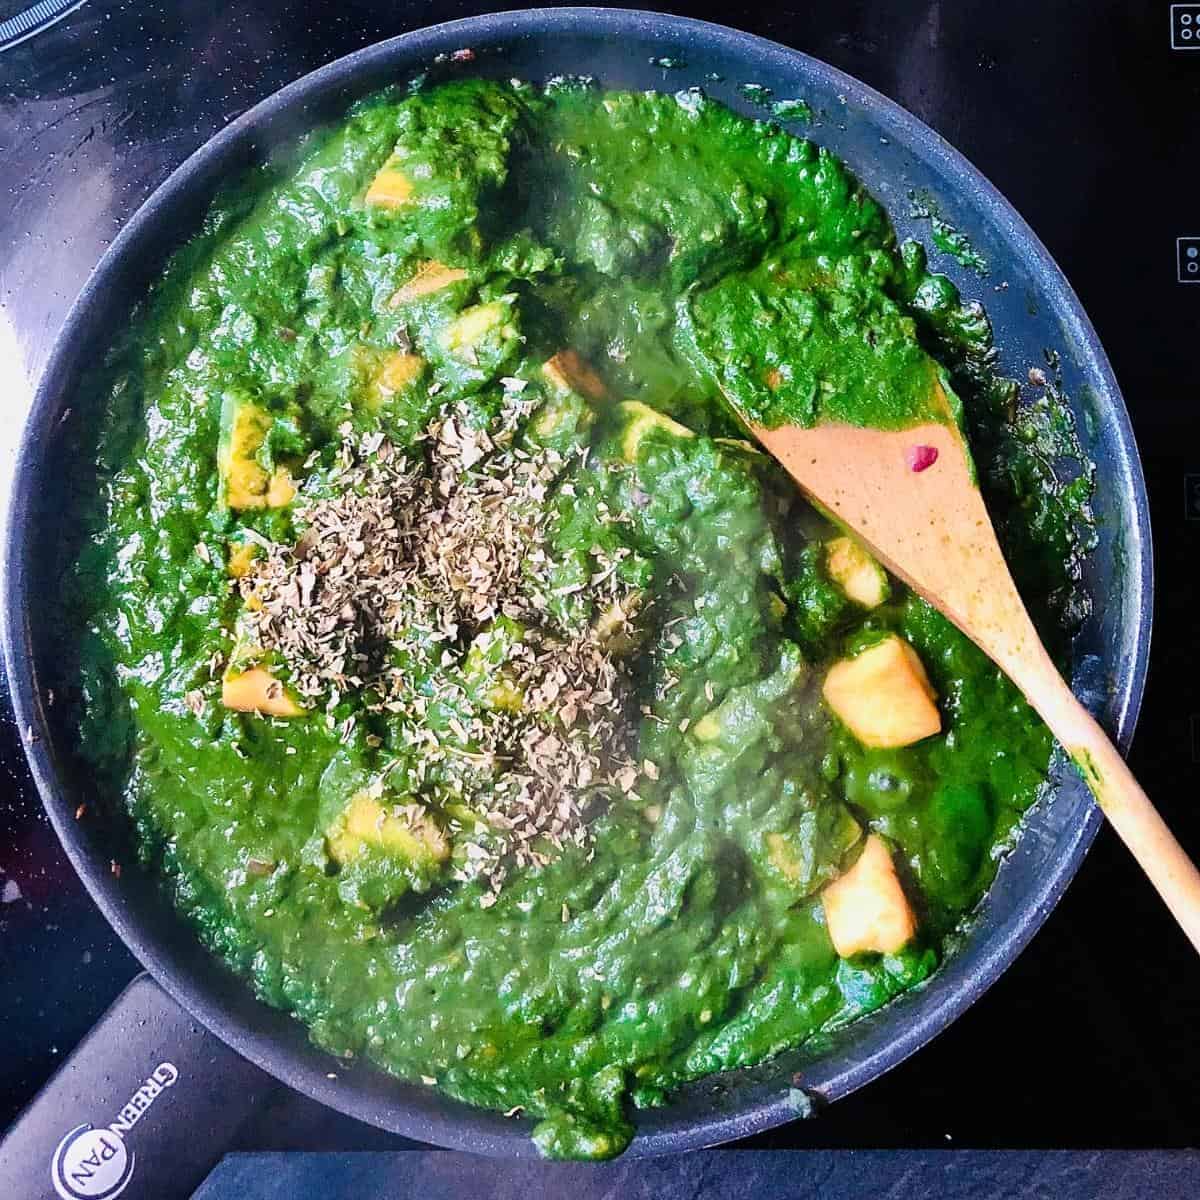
[{"x1": 3, "y1": 10, "x2": 1151, "y2": 1156}]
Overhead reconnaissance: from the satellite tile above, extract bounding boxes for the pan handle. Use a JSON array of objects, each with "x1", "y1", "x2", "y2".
[{"x1": 0, "y1": 972, "x2": 279, "y2": 1199}]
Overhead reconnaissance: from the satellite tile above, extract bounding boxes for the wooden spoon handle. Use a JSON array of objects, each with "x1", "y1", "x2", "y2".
[{"x1": 1020, "y1": 658, "x2": 1200, "y2": 952}]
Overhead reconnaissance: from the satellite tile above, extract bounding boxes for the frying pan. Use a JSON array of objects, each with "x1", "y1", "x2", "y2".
[{"x1": 0, "y1": 7, "x2": 1151, "y2": 1191}]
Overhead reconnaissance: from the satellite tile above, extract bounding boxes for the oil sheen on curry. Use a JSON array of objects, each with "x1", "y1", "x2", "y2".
[{"x1": 70, "y1": 79, "x2": 1095, "y2": 1158}]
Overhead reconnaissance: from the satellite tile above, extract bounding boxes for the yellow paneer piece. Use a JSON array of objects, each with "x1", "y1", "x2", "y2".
[
  {"x1": 822, "y1": 833, "x2": 917, "y2": 957},
  {"x1": 541, "y1": 349, "x2": 609, "y2": 402},
  {"x1": 364, "y1": 160, "x2": 414, "y2": 209},
  {"x1": 221, "y1": 667, "x2": 305, "y2": 718},
  {"x1": 822, "y1": 634, "x2": 941, "y2": 749},
  {"x1": 226, "y1": 542, "x2": 260, "y2": 579},
  {"x1": 218, "y1": 397, "x2": 295, "y2": 511},
  {"x1": 218, "y1": 401, "x2": 270, "y2": 510},
  {"x1": 388, "y1": 259, "x2": 468, "y2": 307},
  {"x1": 530, "y1": 397, "x2": 583, "y2": 442},
  {"x1": 265, "y1": 468, "x2": 295, "y2": 507},
  {"x1": 617, "y1": 401, "x2": 694, "y2": 463},
  {"x1": 826, "y1": 535, "x2": 888, "y2": 609},
  {"x1": 439, "y1": 299, "x2": 513, "y2": 355},
  {"x1": 326, "y1": 791, "x2": 450, "y2": 867},
  {"x1": 373, "y1": 351, "x2": 425, "y2": 400},
  {"x1": 529, "y1": 383, "x2": 596, "y2": 446}
]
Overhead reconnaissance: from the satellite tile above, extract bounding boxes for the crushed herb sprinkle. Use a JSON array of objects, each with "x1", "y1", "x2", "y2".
[{"x1": 237, "y1": 396, "x2": 644, "y2": 900}]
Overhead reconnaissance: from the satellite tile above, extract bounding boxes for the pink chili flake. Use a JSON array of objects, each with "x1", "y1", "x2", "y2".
[
  {"x1": 906, "y1": 444, "x2": 939, "y2": 472},
  {"x1": 451, "y1": 48, "x2": 476, "y2": 62}
]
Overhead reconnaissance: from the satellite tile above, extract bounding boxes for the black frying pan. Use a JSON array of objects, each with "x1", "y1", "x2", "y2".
[{"x1": 0, "y1": 9, "x2": 1152, "y2": 1196}]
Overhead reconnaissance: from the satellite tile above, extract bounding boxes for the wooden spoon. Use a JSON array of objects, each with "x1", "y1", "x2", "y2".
[{"x1": 744, "y1": 395, "x2": 1200, "y2": 951}]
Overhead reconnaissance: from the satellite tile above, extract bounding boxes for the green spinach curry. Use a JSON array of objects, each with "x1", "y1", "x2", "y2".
[{"x1": 70, "y1": 79, "x2": 1094, "y2": 1159}]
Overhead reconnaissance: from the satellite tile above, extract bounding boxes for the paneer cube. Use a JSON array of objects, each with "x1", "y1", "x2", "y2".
[
  {"x1": 265, "y1": 468, "x2": 296, "y2": 507},
  {"x1": 429, "y1": 295, "x2": 521, "y2": 388},
  {"x1": 528, "y1": 357, "x2": 600, "y2": 451},
  {"x1": 528, "y1": 386, "x2": 595, "y2": 451},
  {"x1": 541, "y1": 349, "x2": 609, "y2": 402},
  {"x1": 221, "y1": 666, "x2": 305, "y2": 718},
  {"x1": 226, "y1": 541, "x2": 260, "y2": 579},
  {"x1": 218, "y1": 397, "x2": 270, "y2": 508},
  {"x1": 364, "y1": 159, "x2": 415, "y2": 209},
  {"x1": 617, "y1": 401, "x2": 694, "y2": 464},
  {"x1": 326, "y1": 789, "x2": 450, "y2": 869},
  {"x1": 439, "y1": 299, "x2": 516, "y2": 356},
  {"x1": 826, "y1": 535, "x2": 888, "y2": 609},
  {"x1": 388, "y1": 259, "x2": 469, "y2": 307},
  {"x1": 822, "y1": 635, "x2": 941, "y2": 749},
  {"x1": 372, "y1": 350, "x2": 425, "y2": 403},
  {"x1": 217, "y1": 395, "x2": 295, "y2": 511},
  {"x1": 821, "y1": 833, "x2": 917, "y2": 957}
]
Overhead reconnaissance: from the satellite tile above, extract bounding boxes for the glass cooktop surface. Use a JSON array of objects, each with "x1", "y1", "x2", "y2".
[{"x1": 1, "y1": 0, "x2": 1198, "y2": 1153}]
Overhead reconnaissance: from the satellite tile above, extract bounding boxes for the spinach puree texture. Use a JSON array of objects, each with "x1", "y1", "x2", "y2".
[{"x1": 68, "y1": 78, "x2": 1093, "y2": 1159}]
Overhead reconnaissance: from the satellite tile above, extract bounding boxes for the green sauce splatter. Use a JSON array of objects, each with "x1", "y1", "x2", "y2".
[
  {"x1": 771, "y1": 97, "x2": 813, "y2": 122},
  {"x1": 911, "y1": 196, "x2": 990, "y2": 277},
  {"x1": 738, "y1": 82, "x2": 773, "y2": 105}
]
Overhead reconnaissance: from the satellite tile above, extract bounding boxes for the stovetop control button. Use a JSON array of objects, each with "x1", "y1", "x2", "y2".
[
  {"x1": 1178, "y1": 238, "x2": 1200, "y2": 282},
  {"x1": 1172, "y1": 4, "x2": 1200, "y2": 48}
]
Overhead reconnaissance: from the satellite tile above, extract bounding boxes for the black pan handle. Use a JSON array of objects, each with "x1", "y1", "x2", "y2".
[{"x1": 0, "y1": 972, "x2": 279, "y2": 1199}]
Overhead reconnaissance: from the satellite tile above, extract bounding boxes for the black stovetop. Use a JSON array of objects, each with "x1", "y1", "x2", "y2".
[{"x1": 2, "y1": 0, "x2": 1198, "y2": 1154}]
